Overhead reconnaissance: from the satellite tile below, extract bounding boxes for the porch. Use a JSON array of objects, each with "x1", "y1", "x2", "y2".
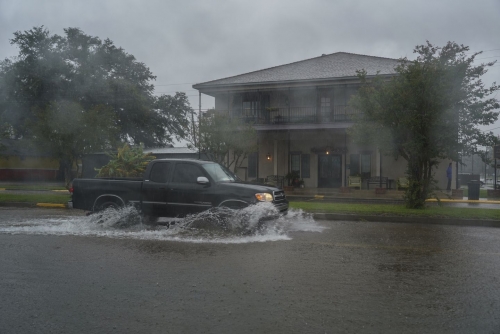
[{"x1": 224, "y1": 105, "x2": 360, "y2": 126}]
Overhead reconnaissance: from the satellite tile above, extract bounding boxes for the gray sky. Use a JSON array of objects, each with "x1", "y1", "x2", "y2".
[{"x1": 1, "y1": 0, "x2": 500, "y2": 135}]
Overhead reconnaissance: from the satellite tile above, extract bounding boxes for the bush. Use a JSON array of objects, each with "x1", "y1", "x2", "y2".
[{"x1": 96, "y1": 144, "x2": 155, "y2": 177}]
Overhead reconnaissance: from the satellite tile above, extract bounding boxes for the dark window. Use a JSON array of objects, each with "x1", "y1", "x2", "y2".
[
  {"x1": 320, "y1": 97, "x2": 331, "y2": 111},
  {"x1": 301, "y1": 154, "x2": 310, "y2": 178},
  {"x1": 248, "y1": 152, "x2": 258, "y2": 178},
  {"x1": 172, "y1": 163, "x2": 204, "y2": 184},
  {"x1": 149, "y1": 162, "x2": 171, "y2": 183},
  {"x1": 349, "y1": 153, "x2": 371, "y2": 178},
  {"x1": 289, "y1": 153, "x2": 310, "y2": 179},
  {"x1": 350, "y1": 154, "x2": 360, "y2": 176},
  {"x1": 361, "y1": 154, "x2": 371, "y2": 178},
  {"x1": 290, "y1": 152, "x2": 311, "y2": 179},
  {"x1": 242, "y1": 100, "x2": 260, "y2": 117},
  {"x1": 291, "y1": 153, "x2": 301, "y2": 175}
]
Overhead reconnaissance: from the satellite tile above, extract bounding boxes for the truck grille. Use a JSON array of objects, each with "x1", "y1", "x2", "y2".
[{"x1": 273, "y1": 190, "x2": 286, "y2": 202}]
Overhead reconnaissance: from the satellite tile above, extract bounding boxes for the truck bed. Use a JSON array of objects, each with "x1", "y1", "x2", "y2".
[{"x1": 72, "y1": 177, "x2": 143, "y2": 211}]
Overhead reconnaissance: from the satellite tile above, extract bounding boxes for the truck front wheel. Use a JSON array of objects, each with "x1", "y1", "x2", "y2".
[{"x1": 95, "y1": 200, "x2": 120, "y2": 212}]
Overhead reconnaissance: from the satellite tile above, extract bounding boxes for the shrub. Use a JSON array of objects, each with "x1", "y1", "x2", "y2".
[{"x1": 96, "y1": 144, "x2": 155, "y2": 177}]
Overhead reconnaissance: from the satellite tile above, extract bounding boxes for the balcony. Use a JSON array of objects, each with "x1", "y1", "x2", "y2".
[{"x1": 229, "y1": 105, "x2": 360, "y2": 125}]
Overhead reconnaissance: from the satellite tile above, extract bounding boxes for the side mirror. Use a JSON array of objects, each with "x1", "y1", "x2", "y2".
[{"x1": 197, "y1": 176, "x2": 210, "y2": 185}]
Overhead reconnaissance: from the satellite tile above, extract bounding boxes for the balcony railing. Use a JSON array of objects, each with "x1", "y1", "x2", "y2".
[{"x1": 228, "y1": 105, "x2": 360, "y2": 125}]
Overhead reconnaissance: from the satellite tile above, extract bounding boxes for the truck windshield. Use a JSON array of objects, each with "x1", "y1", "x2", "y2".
[{"x1": 202, "y1": 163, "x2": 239, "y2": 183}]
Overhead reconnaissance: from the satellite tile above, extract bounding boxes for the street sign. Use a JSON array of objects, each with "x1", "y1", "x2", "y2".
[{"x1": 494, "y1": 145, "x2": 500, "y2": 159}]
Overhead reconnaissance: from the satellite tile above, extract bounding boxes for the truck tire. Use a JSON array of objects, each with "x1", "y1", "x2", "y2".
[{"x1": 96, "y1": 200, "x2": 120, "y2": 212}]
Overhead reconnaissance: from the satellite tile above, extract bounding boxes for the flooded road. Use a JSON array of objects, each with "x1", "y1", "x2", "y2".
[{"x1": 0, "y1": 207, "x2": 499, "y2": 333}]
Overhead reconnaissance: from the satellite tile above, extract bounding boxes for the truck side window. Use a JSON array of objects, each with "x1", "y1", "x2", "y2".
[
  {"x1": 172, "y1": 163, "x2": 203, "y2": 184},
  {"x1": 150, "y1": 162, "x2": 171, "y2": 183}
]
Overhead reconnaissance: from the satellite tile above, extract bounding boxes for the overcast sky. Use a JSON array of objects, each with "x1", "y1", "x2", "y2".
[{"x1": 1, "y1": 0, "x2": 499, "y2": 135}]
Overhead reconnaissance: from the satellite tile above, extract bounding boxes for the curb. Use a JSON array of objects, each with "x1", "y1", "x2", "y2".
[
  {"x1": 312, "y1": 213, "x2": 500, "y2": 228},
  {"x1": 0, "y1": 202, "x2": 68, "y2": 208},
  {"x1": 36, "y1": 203, "x2": 67, "y2": 208}
]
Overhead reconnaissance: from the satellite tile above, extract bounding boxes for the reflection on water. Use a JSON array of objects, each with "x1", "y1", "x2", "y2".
[{"x1": 0, "y1": 203, "x2": 325, "y2": 243}]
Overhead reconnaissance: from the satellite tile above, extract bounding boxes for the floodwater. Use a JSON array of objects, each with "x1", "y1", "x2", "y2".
[
  {"x1": 0, "y1": 203, "x2": 324, "y2": 243},
  {"x1": 0, "y1": 206, "x2": 499, "y2": 333}
]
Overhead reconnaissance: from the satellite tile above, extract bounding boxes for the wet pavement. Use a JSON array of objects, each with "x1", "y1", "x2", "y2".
[{"x1": 0, "y1": 207, "x2": 499, "y2": 333}]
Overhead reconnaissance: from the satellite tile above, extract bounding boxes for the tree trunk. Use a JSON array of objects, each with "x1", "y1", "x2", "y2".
[
  {"x1": 404, "y1": 159, "x2": 426, "y2": 209},
  {"x1": 62, "y1": 159, "x2": 73, "y2": 190}
]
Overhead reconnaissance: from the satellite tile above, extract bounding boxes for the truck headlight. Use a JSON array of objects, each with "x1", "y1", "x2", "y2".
[{"x1": 255, "y1": 193, "x2": 273, "y2": 202}]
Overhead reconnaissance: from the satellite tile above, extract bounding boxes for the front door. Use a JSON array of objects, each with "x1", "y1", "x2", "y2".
[{"x1": 318, "y1": 154, "x2": 342, "y2": 188}]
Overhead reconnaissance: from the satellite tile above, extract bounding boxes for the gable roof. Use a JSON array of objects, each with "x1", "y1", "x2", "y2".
[{"x1": 193, "y1": 52, "x2": 399, "y2": 89}]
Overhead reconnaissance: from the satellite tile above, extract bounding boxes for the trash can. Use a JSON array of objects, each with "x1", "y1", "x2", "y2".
[{"x1": 467, "y1": 180, "x2": 481, "y2": 200}]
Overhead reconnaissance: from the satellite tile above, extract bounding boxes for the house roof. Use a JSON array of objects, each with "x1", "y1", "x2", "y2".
[
  {"x1": 193, "y1": 52, "x2": 399, "y2": 89},
  {"x1": 144, "y1": 146, "x2": 197, "y2": 154}
]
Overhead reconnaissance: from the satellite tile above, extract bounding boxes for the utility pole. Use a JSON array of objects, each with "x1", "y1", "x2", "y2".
[
  {"x1": 485, "y1": 152, "x2": 487, "y2": 183},
  {"x1": 198, "y1": 91, "x2": 202, "y2": 159}
]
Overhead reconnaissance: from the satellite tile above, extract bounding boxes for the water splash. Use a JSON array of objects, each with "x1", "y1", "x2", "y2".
[{"x1": 0, "y1": 203, "x2": 325, "y2": 243}]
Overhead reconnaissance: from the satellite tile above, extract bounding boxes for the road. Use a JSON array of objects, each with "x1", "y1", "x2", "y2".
[{"x1": 0, "y1": 207, "x2": 499, "y2": 333}]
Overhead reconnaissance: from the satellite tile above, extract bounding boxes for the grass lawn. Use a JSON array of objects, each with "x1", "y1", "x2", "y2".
[
  {"x1": 0, "y1": 185, "x2": 67, "y2": 191},
  {"x1": 290, "y1": 201, "x2": 500, "y2": 220},
  {"x1": 0, "y1": 193, "x2": 70, "y2": 204}
]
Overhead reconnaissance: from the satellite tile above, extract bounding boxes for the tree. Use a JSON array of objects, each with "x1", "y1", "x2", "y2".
[
  {"x1": 153, "y1": 92, "x2": 192, "y2": 144},
  {"x1": 193, "y1": 110, "x2": 257, "y2": 173},
  {"x1": 0, "y1": 114, "x2": 9, "y2": 152},
  {"x1": 31, "y1": 101, "x2": 119, "y2": 187},
  {"x1": 0, "y1": 26, "x2": 192, "y2": 185},
  {"x1": 350, "y1": 41, "x2": 499, "y2": 208}
]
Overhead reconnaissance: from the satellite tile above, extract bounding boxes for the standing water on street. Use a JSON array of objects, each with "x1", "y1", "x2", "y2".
[{"x1": 0, "y1": 203, "x2": 325, "y2": 243}]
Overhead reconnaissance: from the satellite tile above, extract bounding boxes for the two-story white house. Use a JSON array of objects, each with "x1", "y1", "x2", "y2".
[{"x1": 193, "y1": 52, "x2": 453, "y2": 190}]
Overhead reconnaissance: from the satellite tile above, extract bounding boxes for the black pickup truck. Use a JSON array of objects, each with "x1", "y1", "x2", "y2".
[{"x1": 70, "y1": 159, "x2": 288, "y2": 220}]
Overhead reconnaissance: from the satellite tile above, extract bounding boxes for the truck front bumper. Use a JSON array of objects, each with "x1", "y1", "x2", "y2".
[{"x1": 274, "y1": 202, "x2": 289, "y2": 213}]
